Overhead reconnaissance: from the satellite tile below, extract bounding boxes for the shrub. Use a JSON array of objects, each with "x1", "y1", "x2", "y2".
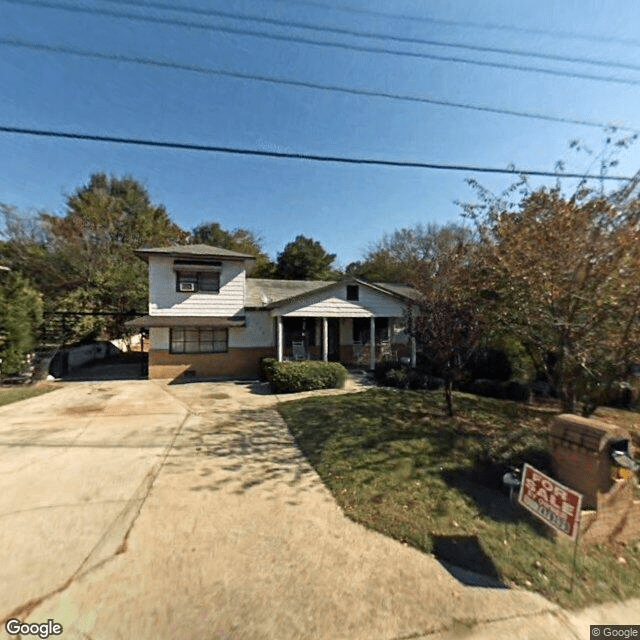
[
  {"x1": 602, "y1": 382, "x2": 635, "y2": 410},
  {"x1": 425, "y1": 376, "x2": 445, "y2": 390},
  {"x1": 385, "y1": 367, "x2": 409, "y2": 388},
  {"x1": 504, "y1": 380, "x2": 531, "y2": 402},
  {"x1": 468, "y1": 378, "x2": 530, "y2": 402},
  {"x1": 374, "y1": 363, "x2": 445, "y2": 391},
  {"x1": 267, "y1": 360, "x2": 348, "y2": 393},
  {"x1": 373, "y1": 361, "x2": 400, "y2": 383},
  {"x1": 259, "y1": 357, "x2": 278, "y2": 382},
  {"x1": 468, "y1": 347, "x2": 512, "y2": 382},
  {"x1": 407, "y1": 370, "x2": 444, "y2": 390}
]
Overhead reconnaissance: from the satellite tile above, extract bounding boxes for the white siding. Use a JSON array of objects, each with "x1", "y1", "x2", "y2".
[
  {"x1": 229, "y1": 311, "x2": 274, "y2": 348},
  {"x1": 272, "y1": 283, "x2": 406, "y2": 318},
  {"x1": 149, "y1": 256, "x2": 245, "y2": 316},
  {"x1": 152, "y1": 318, "x2": 272, "y2": 350}
]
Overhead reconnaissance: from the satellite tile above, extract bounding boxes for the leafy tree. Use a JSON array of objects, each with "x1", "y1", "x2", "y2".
[
  {"x1": 0, "y1": 271, "x2": 42, "y2": 375},
  {"x1": 190, "y1": 222, "x2": 275, "y2": 277},
  {"x1": 275, "y1": 235, "x2": 338, "y2": 280},
  {"x1": 409, "y1": 240, "x2": 485, "y2": 416},
  {"x1": 462, "y1": 176, "x2": 640, "y2": 415},
  {"x1": 1, "y1": 173, "x2": 187, "y2": 342},
  {"x1": 350, "y1": 223, "x2": 473, "y2": 282},
  {"x1": 0, "y1": 204, "x2": 74, "y2": 295}
]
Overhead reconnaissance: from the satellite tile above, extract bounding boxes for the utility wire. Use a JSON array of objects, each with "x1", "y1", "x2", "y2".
[
  {"x1": 20, "y1": 0, "x2": 640, "y2": 74},
  {"x1": 0, "y1": 125, "x2": 633, "y2": 180},
  {"x1": 1, "y1": 38, "x2": 636, "y2": 133},
  {"x1": 6, "y1": 0, "x2": 640, "y2": 83},
  {"x1": 261, "y1": 0, "x2": 640, "y2": 49}
]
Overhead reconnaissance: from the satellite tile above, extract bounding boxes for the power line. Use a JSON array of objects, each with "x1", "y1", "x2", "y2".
[
  {"x1": 0, "y1": 125, "x2": 633, "y2": 180},
  {"x1": 30, "y1": 0, "x2": 640, "y2": 74},
  {"x1": 6, "y1": 0, "x2": 640, "y2": 84},
  {"x1": 1, "y1": 37, "x2": 636, "y2": 133},
  {"x1": 261, "y1": 0, "x2": 640, "y2": 49}
]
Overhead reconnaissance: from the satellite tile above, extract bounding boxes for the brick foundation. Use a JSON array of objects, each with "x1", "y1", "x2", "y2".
[{"x1": 149, "y1": 347, "x2": 275, "y2": 380}]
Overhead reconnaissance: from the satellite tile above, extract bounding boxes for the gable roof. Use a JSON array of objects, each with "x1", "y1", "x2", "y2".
[
  {"x1": 373, "y1": 282, "x2": 422, "y2": 302},
  {"x1": 245, "y1": 279, "x2": 333, "y2": 308},
  {"x1": 245, "y1": 277, "x2": 419, "y2": 310},
  {"x1": 136, "y1": 244, "x2": 256, "y2": 261}
]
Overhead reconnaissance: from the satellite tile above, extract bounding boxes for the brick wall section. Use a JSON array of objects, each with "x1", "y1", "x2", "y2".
[
  {"x1": 550, "y1": 445, "x2": 609, "y2": 510},
  {"x1": 149, "y1": 347, "x2": 275, "y2": 380},
  {"x1": 550, "y1": 414, "x2": 639, "y2": 545},
  {"x1": 550, "y1": 414, "x2": 632, "y2": 510}
]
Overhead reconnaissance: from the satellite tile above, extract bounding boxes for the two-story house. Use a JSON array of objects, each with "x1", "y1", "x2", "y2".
[{"x1": 127, "y1": 244, "x2": 418, "y2": 380}]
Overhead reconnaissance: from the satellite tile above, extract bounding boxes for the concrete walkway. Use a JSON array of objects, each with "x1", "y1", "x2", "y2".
[{"x1": 0, "y1": 378, "x2": 637, "y2": 639}]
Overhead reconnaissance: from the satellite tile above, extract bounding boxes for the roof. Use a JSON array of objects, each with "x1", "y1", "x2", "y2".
[
  {"x1": 245, "y1": 279, "x2": 332, "y2": 308},
  {"x1": 136, "y1": 244, "x2": 256, "y2": 261},
  {"x1": 125, "y1": 315, "x2": 246, "y2": 328},
  {"x1": 373, "y1": 282, "x2": 422, "y2": 302},
  {"x1": 245, "y1": 277, "x2": 419, "y2": 309}
]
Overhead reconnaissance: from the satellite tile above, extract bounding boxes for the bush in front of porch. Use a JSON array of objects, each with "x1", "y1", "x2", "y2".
[{"x1": 265, "y1": 359, "x2": 348, "y2": 393}]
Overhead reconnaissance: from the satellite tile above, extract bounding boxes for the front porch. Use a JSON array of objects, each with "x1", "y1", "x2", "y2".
[{"x1": 275, "y1": 315, "x2": 416, "y2": 370}]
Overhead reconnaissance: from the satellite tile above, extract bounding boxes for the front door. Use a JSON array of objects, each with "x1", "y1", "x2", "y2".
[{"x1": 328, "y1": 319, "x2": 340, "y2": 361}]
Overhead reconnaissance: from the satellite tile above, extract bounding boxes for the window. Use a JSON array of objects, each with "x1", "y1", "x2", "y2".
[
  {"x1": 175, "y1": 267, "x2": 221, "y2": 293},
  {"x1": 170, "y1": 328, "x2": 228, "y2": 353},
  {"x1": 346, "y1": 285, "x2": 359, "y2": 301}
]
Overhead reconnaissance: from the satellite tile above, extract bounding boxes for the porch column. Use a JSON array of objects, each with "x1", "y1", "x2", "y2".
[
  {"x1": 322, "y1": 317, "x2": 328, "y2": 362},
  {"x1": 369, "y1": 315, "x2": 376, "y2": 371},
  {"x1": 277, "y1": 315, "x2": 283, "y2": 362},
  {"x1": 411, "y1": 336, "x2": 417, "y2": 368}
]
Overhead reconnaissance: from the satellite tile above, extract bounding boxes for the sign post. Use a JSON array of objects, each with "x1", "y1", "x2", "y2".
[{"x1": 517, "y1": 463, "x2": 583, "y2": 590}]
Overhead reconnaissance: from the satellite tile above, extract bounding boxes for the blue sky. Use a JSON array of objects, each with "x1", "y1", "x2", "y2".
[{"x1": 2, "y1": 0, "x2": 640, "y2": 268}]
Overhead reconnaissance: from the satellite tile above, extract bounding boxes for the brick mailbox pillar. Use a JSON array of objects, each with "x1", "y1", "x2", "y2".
[{"x1": 550, "y1": 414, "x2": 640, "y2": 544}]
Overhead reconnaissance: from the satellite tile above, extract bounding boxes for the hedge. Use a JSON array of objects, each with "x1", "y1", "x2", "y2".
[
  {"x1": 266, "y1": 360, "x2": 348, "y2": 394},
  {"x1": 373, "y1": 362, "x2": 444, "y2": 391},
  {"x1": 259, "y1": 357, "x2": 278, "y2": 382},
  {"x1": 467, "y1": 378, "x2": 531, "y2": 402}
]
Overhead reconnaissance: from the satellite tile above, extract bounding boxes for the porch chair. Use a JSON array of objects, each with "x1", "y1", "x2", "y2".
[
  {"x1": 292, "y1": 340, "x2": 307, "y2": 361},
  {"x1": 379, "y1": 340, "x2": 394, "y2": 362}
]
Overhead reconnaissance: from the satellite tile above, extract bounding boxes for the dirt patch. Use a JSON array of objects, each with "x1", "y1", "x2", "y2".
[
  {"x1": 63, "y1": 405, "x2": 104, "y2": 415},
  {"x1": 205, "y1": 393, "x2": 231, "y2": 400}
]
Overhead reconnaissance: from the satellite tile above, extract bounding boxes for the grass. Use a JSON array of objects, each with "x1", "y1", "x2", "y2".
[
  {"x1": 278, "y1": 388, "x2": 640, "y2": 610},
  {"x1": 0, "y1": 383, "x2": 59, "y2": 407}
]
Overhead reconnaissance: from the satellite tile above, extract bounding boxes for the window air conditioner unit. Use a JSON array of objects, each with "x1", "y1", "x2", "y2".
[{"x1": 179, "y1": 282, "x2": 195, "y2": 292}]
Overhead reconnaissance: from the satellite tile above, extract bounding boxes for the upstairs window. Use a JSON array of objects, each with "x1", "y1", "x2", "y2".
[
  {"x1": 346, "y1": 285, "x2": 359, "y2": 301},
  {"x1": 176, "y1": 270, "x2": 220, "y2": 293}
]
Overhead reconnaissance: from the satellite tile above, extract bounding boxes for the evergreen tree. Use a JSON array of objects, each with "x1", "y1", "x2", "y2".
[{"x1": 0, "y1": 271, "x2": 42, "y2": 375}]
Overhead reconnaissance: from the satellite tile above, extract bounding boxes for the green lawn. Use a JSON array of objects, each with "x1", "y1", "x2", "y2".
[
  {"x1": 0, "y1": 384, "x2": 59, "y2": 407},
  {"x1": 278, "y1": 389, "x2": 640, "y2": 609}
]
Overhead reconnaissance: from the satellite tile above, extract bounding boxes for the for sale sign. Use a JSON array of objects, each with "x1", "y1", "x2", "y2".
[{"x1": 517, "y1": 463, "x2": 583, "y2": 540}]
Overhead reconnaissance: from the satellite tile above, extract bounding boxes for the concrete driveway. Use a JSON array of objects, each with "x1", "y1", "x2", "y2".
[{"x1": 0, "y1": 378, "x2": 636, "y2": 639}]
